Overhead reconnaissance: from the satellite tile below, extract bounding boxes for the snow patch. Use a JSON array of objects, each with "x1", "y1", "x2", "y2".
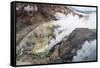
[{"x1": 24, "y1": 5, "x2": 33, "y2": 12}]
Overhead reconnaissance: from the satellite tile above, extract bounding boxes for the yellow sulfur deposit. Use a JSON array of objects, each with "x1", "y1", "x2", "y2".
[{"x1": 31, "y1": 20, "x2": 55, "y2": 54}]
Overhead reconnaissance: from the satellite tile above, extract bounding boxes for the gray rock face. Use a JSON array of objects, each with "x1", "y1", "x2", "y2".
[
  {"x1": 59, "y1": 28, "x2": 96, "y2": 62},
  {"x1": 46, "y1": 28, "x2": 96, "y2": 63}
]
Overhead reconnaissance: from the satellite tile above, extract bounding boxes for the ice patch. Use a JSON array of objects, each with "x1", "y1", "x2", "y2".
[{"x1": 72, "y1": 40, "x2": 96, "y2": 61}]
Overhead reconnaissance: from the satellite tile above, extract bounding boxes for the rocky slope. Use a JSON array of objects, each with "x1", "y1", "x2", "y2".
[
  {"x1": 16, "y1": 3, "x2": 97, "y2": 65},
  {"x1": 16, "y1": 28, "x2": 96, "y2": 65}
]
